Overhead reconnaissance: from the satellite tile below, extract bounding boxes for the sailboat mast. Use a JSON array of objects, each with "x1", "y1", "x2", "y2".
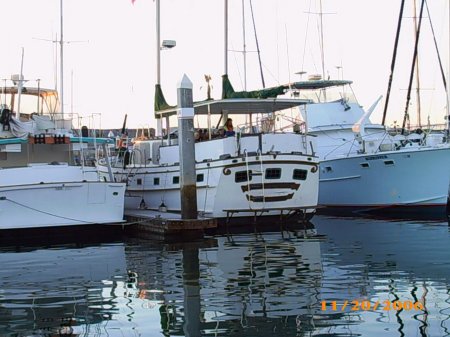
[
  {"x1": 401, "y1": 0, "x2": 425, "y2": 134},
  {"x1": 60, "y1": 0, "x2": 64, "y2": 118},
  {"x1": 155, "y1": 0, "x2": 163, "y2": 137},
  {"x1": 319, "y1": 0, "x2": 326, "y2": 80},
  {"x1": 224, "y1": 0, "x2": 228, "y2": 75},
  {"x1": 413, "y1": 0, "x2": 422, "y2": 128},
  {"x1": 241, "y1": 1, "x2": 247, "y2": 90},
  {"x1": 156, "y1": 0, "x2": 161, "y2": 85},
  {"x1": 447, "y1": 0, "x2": 450, "y2": 135},
  {"x1": 382, "y1": 0, "x2": 406, "y2": 126}
]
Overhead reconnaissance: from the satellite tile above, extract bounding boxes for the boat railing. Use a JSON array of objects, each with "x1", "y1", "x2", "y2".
[
  {"x1": 135, "y1": 124, "x2": 154, "y2": 141},
  {"x1": 324, "y1": 125, "x2": 449, "y2": 159},
  {"x1": 130, "y1": 148, "x2": 147, "y2": 167}
]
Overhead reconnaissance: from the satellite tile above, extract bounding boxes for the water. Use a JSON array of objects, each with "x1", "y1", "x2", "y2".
[{"x1": 1, "y1": 215, "x2": 450, "y2": 336}]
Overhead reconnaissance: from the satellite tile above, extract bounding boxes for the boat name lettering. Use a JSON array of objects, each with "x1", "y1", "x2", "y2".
[{"x1": 364, "y1": 155, "x2": 387, "y2": 161}]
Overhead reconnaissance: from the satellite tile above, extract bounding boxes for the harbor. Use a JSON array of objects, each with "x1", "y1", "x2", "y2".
[{"x1": 1, "y1": 0, "x2": 450, "y2": 336}]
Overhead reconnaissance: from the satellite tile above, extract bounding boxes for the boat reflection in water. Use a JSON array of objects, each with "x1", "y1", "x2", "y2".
[
  {"x1": 2, "y1": 217, "x2": 450, "y2": 336},
  {"x1": 0, "y1": 230, "x2": 127, "y2": 337},
  {"x1": 124, "y1": 222, "x2": 322, "y2": 336}
]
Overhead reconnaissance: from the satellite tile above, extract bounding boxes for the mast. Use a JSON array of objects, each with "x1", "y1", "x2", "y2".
[
  {"x1": 413, "y1": 0, "x2": 422, "y2": 127},
  {"x1": 447, "y1": 0, "x2": 450, "y2": 136},
  {"x1": 156, "y1": 0, "x2": 161, "y2": 85},
  {"x1": 242, "y1": 0, "x2": 247, "y2": 90},
  {"x1": 60, "y1": 0, "x2": 64, "y2": 118},
  {"x1": 156, "y1": 0, "x2": 162, "y2": 136},
  {"x1": 319, "y1": 0, "x2": 326, "y2": 80},
  {"x1": 401, "y1": 0, "x2": 425, "y2": 134},
  {"x1": 224, "y1": 0, "x2": 228, "y2": 75},
  {"x1": 382, "y1": 0, "x2": 406, "y2": 126}
]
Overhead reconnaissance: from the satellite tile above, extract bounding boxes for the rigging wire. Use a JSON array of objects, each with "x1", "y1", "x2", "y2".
[
  {"x1": 424, "y1": 0, "x2": 447, "y2": 94},
  {"x1": 301, "y1": 0, "x2": 313, "y2": 73},
  {"x1": 249, "y1": 0, "x2": 265, "y2": 88}
]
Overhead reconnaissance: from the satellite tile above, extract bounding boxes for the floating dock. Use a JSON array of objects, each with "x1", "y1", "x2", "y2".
[{"x1": 124, "y1": 209, "x2": 217, "y2": 239}]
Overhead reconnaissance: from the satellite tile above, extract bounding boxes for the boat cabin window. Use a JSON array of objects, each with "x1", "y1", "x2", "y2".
[
  {"x1": 197, "y1": 174, "x2": 204, "y2": 182},
  {"x1": 235, "y1": 170, "x2": 252, "y2": 183},
  {"x1": 384, "y1": 160, "x2": 395, "y2": 166},
  {"x1": 293, "y1": 169, "x2": 308, "y2": 180},
  {"x1": 153, "y1": 177, "x2": 160, "y2": 185},
  {"x1": 265, "y1": 168, "x2": 282, "y2": 180},
  {"x1": 360, "y1": 163, "x2": 370, "y2": 168},
  {"x1": 173, "y1": 176, "x2": 179, "y2": 184}
]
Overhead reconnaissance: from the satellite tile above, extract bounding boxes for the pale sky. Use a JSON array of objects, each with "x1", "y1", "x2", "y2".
[{"x1": 2, "y1": 0, "x2": 449, "y2": 129}]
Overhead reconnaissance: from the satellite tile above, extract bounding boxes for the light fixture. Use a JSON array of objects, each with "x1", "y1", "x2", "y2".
[{"x1": 161, "y1": 40, "x2": 176, "y2": 49}]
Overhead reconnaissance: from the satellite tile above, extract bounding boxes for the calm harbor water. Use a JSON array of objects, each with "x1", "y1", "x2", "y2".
[{"x1": 1, "y1": 215, "x2": 450, "y2": 337}]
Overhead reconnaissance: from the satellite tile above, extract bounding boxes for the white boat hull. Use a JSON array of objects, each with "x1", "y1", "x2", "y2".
[
  {"x1": 0, "y1": 165, "x2": 125, "y2": 229},
  {"x1": 105, "y1": 153, "x2": 319, "y2": 220},
  {"x1": 318, "y1": 147, "x2": 450, "y2": 213}
]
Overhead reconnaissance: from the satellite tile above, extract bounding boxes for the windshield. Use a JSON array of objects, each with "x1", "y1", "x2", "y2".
[{"x1": 289, "y1": 84, "x2": 358, "y2": 104}]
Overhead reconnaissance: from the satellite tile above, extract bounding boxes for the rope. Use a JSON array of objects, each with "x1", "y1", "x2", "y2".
[
  {"x1": 4, "y1": 196, "x2": 157, "y2": 227},
  {"x1": 203, "y1": 166, "x2": 211, "y2": 214},
  {"x1": 4, "y1": 197, "x2": 95, "y2": 224}
]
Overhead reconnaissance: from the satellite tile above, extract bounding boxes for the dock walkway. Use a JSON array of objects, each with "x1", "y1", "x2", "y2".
[{"x1": 124, "y1": 209, "x2": 217, "y2": 238}]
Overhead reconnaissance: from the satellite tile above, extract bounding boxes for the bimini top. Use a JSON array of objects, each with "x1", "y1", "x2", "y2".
[
  {"x1": 155, "y1": 97, "x2": 311, "y2": 118},
  {"x1": 0, "y1": 86, "x2": 58, "y2": 98}
]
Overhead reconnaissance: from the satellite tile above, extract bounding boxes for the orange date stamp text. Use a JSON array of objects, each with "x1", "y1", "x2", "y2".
[{"x1": 321, "y1": 300, "x2": 424, "y2": 311}]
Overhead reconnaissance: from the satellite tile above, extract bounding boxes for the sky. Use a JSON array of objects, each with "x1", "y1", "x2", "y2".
[{"x1": 2, "y1": 0, "x2": 449, "y2": 129}]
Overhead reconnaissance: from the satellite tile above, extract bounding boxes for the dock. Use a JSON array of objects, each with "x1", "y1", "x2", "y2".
[{"x1": 124, "y1": 209, "x2": 217, "y2": 239}]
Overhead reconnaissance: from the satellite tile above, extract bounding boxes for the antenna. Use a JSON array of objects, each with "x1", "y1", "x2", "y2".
[
  {"x1": 33, "y1": 0, "x2": 88, "y2": 120},
  {"x1": 16, "y1": 48, "x2": 25, "y2": 115},
  {"x1": 242, "y1": 0, "x2": 247, "y2": 90},
  {"x1": 304, "y1": 3, "x2": 336, "y2": 80}
]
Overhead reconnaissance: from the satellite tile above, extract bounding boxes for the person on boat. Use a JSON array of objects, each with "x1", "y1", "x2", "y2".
[{"x1": 224, "y1": 118, "x2": 235, "y2": 137}]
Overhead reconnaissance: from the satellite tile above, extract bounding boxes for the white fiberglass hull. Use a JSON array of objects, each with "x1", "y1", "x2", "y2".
[
  {"x1": 318, "y1": 147, "x2": 450, "y2": 214},
  {"x1": 103, "y1": 153, "x2": 319, "y2": 220},
  {"x1": 0, "y1": 165, "x2": 125, "y2": 229}
]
